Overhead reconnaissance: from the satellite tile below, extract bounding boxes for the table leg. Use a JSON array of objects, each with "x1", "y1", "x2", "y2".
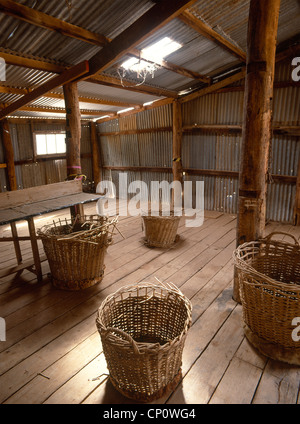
[
  {"x1": 27, "y1": 217, "x2": 42, "y2": 282},
  {"x1": 10, "y1": 222, "x2": 22, "y2": 265}
]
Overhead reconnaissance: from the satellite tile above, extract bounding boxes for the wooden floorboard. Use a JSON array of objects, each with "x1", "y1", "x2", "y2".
[{"x1": 0, "y1": 200, "x2": 299, "y2": 405}]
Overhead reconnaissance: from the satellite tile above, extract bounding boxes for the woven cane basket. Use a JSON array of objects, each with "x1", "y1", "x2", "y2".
[
  {"x1": 233, "y1": 232, "x2": 300, "y2": 365},
  {"x1": 38, "y1": 215, "x2": 117, "y2": 291},
  {"x1": 142, "y1": 210, "x2": 181, "y2": 248},
  {"x1": 96, "y1": 281, "x2": 192, "y2": 402}
]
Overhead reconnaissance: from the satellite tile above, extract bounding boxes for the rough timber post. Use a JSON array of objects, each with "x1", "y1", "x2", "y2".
[
  {"x1": 90, "y1": 121, "x2": 101, "y2": 190},
  {"x1": 63, "y1": 81, "x2": 83, "y2": 219},
  {"x1": 293, "y1": 158, "x2": 300, "y2": 225},
  {"x1": 1, "y1": 119, "x2": 22, "y2": 265},
  {"x1": 172, "y1": 100, "x2": 183, "y2": 209},
  {"x1": 1, "y1": 118, "x2": 17, "y2": 191},
  {"x1": 234, "y1": 0, "x2": 281, "y2": 302}
]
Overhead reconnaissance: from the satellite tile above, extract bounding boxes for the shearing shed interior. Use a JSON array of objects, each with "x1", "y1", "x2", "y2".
[{"x1": 0, "y1": 0, "x2": 300, "y2": 408}]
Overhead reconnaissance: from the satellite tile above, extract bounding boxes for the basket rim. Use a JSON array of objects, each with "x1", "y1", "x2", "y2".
[
  {"x1": 38, "y1": 215, "x2": 118, "y2": 243},
  {"x1": 96, "y1": 281, "x2": 192, "y2": 353},
  {"x1": 233, "y1": 235, "x2": 300, "y2": 290}
]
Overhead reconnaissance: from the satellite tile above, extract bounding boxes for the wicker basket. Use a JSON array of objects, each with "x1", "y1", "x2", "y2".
[
  {"x1": 233, "y1": 232, "x2": 300, "y2": 364},
  {"x1": 96, "y1": 281, "x2": 192, "y2": 402},
  {"x1": 38, "y1": 215, "x2": 118, "y2": 291},
  {"x1": 142, "y1": 209, "x2": 181, "y2": 248}
]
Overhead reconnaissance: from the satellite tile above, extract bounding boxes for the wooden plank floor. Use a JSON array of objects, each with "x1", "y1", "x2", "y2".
[{"x1": 0, "y1": 200, "x2": 299, "y2": 405}]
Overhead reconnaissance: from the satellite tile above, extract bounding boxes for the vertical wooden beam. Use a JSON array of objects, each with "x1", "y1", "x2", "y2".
[
  {"x1": 234, "y1": 0, "x2": 281, "y2": 302},
  {"x1": 1, "y1": 119, "x2": 23, "y2": 264},
  {"x1": 293, "y1": 158, "x2": 300, "y2": 225},
  {"x1": 1, "y1": 118, "x2": 17, "y2": 191},
  {"x1": 63, "y1": 81, "x2": 83, "y2": 218},
  {"x1": 63, "y1": 82, "x2": 82, "y2": 178},
  {"x1": 90, "y1": 121, "x2": 101, "y2": 189},
  {"x1": 172, "y1": 100, "x2": 183, "y2": 184}
]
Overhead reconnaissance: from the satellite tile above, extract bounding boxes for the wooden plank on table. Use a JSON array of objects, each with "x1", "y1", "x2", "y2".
[
  {"x1": 0, "y1": 209, "x2": 27, "y2": 225},
  {"x1": 3, "y1": 193, "x2": 101, "y2": 223},
  {"x1": 0, "y1": 180, "x2": 82, "y2": 210}
]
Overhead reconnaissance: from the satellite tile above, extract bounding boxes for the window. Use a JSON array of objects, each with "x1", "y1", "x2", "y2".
[{"x1": 34, "y1": 132, "x2": 66, "y2": 156}]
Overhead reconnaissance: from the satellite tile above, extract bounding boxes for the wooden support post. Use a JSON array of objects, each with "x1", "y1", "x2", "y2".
[
  {"x1": 172, "y1": 100, "x2": 183, "y2": 184},
  {"x1": 63, "y1": 81, "x2": 84, "y2": 219},
  {"x1": 234, "y1": 0, "x2": 281, "y2": 302},
  {"x1": 1, "y1": 118, "x2": 17, "y2": 191},
  {"x1": 293, "y1": 158, "x2": 300, "y2": 225},
  {"x1": 172, "y1": 100, "x2": 183, "y2": 208},
  {"x1": 90, "y1": 121, "x2": 101, "y2": 190},
  {"x1": 1, "y1": 119, "x2": 23, "y2": 264}
]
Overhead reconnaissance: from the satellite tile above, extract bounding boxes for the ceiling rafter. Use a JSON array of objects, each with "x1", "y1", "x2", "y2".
[
  {"x1": 0, "y1": 60, "x2": 89, "y2": 119},
  {"x1": 0, "y1": 85, "x2": 142, "y2": 108},
  {"x1": 0, "y1": 0, "x2": 109, "y2": 46},
  {"x1": 0, "y1": 50, "x2": 178, "y2": 99},
  {"x1": 15, "y1": 106, "x2": 116, "y2": 117},
  {"x1": 0, "y1": 0, "x2": 210, "y2": 84},
  {"x1": 179, "y1": 10, "x2": 247, "y2": 62},
  {"x1": 0, "y1": 0, "x2": 198, "y2": 119}
]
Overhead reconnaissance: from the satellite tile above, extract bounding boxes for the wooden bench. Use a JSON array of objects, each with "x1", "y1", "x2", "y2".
[{"x1": 0, "y1": 180, "x2": 102, "y2": 281}]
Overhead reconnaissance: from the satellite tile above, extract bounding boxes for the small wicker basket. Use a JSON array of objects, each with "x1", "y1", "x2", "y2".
[
  {"x1": 142, "y1": 209, "x2": 181, "y2": 248},
  {"x1": 38, "y1": 215, "x2": 118, "y2": 290},
  {"x1": 96, "y1": 281, "x2": 192, "y2": 402},
  {"x1": 233, "y1": 232, "x2": 300, "y2": 365}
]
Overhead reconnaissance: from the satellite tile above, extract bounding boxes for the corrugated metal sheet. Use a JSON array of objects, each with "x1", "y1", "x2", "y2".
[
  {"x1": 98, "y1": 61, "x2": 298, "y2": 221},
  {"x1": 0, "y1": 0, "x2": 152, "y2": 65},
  {"x1": 2, "y1": 121, "x2": 93, "y2": 190}
]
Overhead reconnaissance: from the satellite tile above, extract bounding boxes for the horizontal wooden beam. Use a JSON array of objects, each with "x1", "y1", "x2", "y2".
[
  {"x1": 127, "y1": 48, "x2": 211, "y2": 84},
  {"x1": 96, "y1": 98, "x2": 174, "y2": 123},
  {"x1": 99, "y1": 127, "x2": 172, "y2": 137},
  {"x1": 0, "y1": 0, "x2": 210, "y2": 84},
  {"x1": 14, "y1": 153, "x2": 91, "y2": 166},
  {"x1": 0, "y1": 60, "x2": 89, "y2": 119},
  {"x1": 179, "y1": 68, "x2": 246, "y2": 103},
  {"x1": 0, "y1": 51, "x2": 66, "y2": 73},
  {"x1": 90, "y1": 74, "x2": 178, "y2": 99},
  {"x1": 0, "y1": 0, "x2": 109, "y2": 46},
  {"x1": 179, "y1": 11, "x2": 246, "y2": 62},
  {"x1": 16, "y1": 105, "x2": 117, "y2": 117},
  {"x1": 86, "y1": 0, "x2": 199, "y2": 76},
  {"x1": 183, "y1": 124, "x2": 300, "y2": 137},
  {"x1": 0, "y1": 51, "x2": 174, "y2": 99},
  {"x1": 102, "y1": 165, "x2": 297, "y2": 183}
]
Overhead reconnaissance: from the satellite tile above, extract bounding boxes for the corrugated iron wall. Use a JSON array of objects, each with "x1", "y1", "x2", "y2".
[
  {"x1": 98, "y1": 61, "x2": 299, "y2": 223},
  {"x1": 0, "y1": 121, "x2": 93, "y2": 191}
]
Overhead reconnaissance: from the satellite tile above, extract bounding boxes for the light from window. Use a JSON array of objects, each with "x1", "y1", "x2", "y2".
[
  {"x1": 35, "y1": 132, "x2": 66, "y2": 156},
  {"x1": 121, "y1": 37, "x2": 182, "y2": 70}
]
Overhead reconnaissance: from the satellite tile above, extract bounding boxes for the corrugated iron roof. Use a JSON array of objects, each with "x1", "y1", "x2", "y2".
[{"x1": 0, "y1": 0, "x2": 298, "y2": 119}]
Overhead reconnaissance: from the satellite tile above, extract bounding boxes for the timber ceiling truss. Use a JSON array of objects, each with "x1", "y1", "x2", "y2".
[{"x1": 0, "y1": 0, "x2": 299, "y2": 122}]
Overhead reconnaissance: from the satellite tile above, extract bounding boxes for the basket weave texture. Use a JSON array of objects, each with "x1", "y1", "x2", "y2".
[
  {"x1": 38, "y1": 215, "x2": 117, "y2": 290},
  {"x1": 142, "y1": 210, "x2": 181, "y2": 248},
  {"x1": 96, "y1": 281, "x2": 192, "y2": 402},
  {"x1": 233, "y1": 232, "x2": 300, "y2": 362}
]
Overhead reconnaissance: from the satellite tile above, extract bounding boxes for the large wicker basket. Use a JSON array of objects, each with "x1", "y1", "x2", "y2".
[
  {"x1": 38, "y1": 215, "x2": 117, "y2": 291},
  {"x1": 142, "y1": 209, "x2": 181, "y2": 248},
  {"x1": 233, "y1": 232, "x2": 300, "y2": 365},
  {"x1": 96, "y1": 281, "x2": 192, "y2": 402}
]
